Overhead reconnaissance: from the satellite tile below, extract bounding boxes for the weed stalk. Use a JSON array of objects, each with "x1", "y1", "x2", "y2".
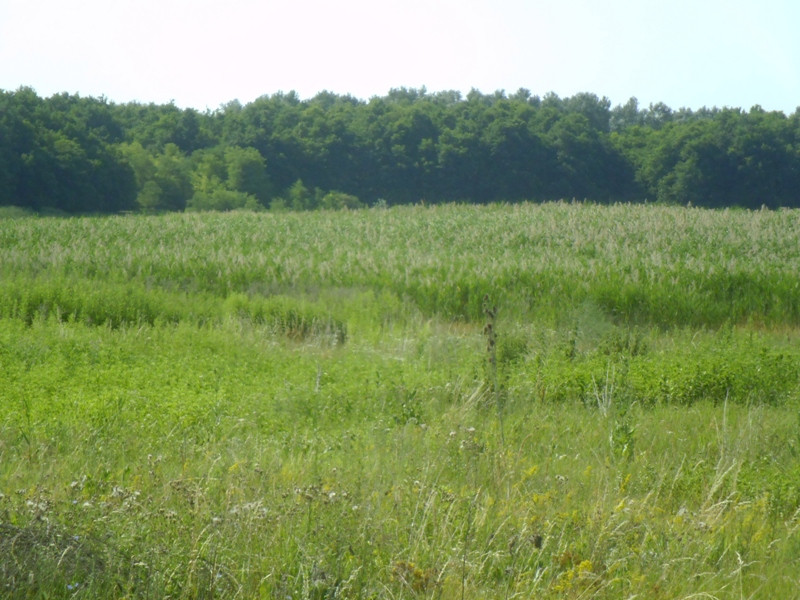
[{"x1": 483, "y1": 295, "x2": 504, "y2": 446}]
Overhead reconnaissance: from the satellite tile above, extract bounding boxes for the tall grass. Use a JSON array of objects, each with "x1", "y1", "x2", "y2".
[
  {"x1": 1, "y1": 203, "x2": 800, "y2": 598},
  {"x1": 1, "y1": 203, "x2": 799, "y2": 326}
]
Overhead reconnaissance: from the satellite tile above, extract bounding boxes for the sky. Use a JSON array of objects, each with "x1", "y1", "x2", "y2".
[{"x1": 2, "y1": 0, "x2": 799, "y2": 113}]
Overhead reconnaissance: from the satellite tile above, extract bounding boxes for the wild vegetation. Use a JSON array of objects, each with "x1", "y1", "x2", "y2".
[
  {"x1": 2, "y1": 87, "x2": 800, "y2": 214},
  {"x1": 1, "y1": 202, "x2": 799, "y2": 599}
]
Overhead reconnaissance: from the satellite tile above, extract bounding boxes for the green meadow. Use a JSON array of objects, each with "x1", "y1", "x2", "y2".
[{"x1": 1, "y1": 202, "x2": 800, "y2": 599}]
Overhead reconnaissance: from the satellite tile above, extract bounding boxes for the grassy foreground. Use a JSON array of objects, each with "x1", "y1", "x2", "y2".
[{"x1": 1, "y1": 202, "x2": 800, "y2": 599}]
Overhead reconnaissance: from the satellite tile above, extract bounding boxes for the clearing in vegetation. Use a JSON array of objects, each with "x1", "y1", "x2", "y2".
[{"x1": 1, "y1": 202, "x2": 799, "y2": 599}]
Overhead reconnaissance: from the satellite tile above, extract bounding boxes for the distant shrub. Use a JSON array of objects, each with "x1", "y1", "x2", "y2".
[
  {"x1": 187, "y1": 189, "x2": 262, "y2": 212},
  {"x1": 320, "y1": 191, "x2": 363, "y2": 210},
  {"x1": 0, "y1": 206, "x2": 35, "y2": 219}
]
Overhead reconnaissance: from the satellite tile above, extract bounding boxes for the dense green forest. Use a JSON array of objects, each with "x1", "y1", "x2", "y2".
[{"x1": 1, "y1": 86, "x2": 799, "y2": 213}]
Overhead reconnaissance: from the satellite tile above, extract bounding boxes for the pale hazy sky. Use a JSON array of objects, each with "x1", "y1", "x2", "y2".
[{"x1": 2, "y1": 0, "x2": 799, "y2": 113}]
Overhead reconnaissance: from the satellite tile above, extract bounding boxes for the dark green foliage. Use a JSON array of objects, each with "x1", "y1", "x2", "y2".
[
  {"x1": 4, "y1": 87, "x2": 800, "y2": 213},
  {"x1": 613, "y1": 106, "x2": 800, "y2": 208},
  {"x1": 0, "y1": 88, "x2": 137, "y2": 213}
]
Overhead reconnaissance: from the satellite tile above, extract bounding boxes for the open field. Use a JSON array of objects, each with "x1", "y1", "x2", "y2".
[{"x1": 1, "y1": 202, "x2": 800, "y2": 599}]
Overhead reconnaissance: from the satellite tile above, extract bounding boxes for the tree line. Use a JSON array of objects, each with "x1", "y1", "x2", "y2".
[{"x1": 2, "y1": 86, "x2": 799, "y2": 214}]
